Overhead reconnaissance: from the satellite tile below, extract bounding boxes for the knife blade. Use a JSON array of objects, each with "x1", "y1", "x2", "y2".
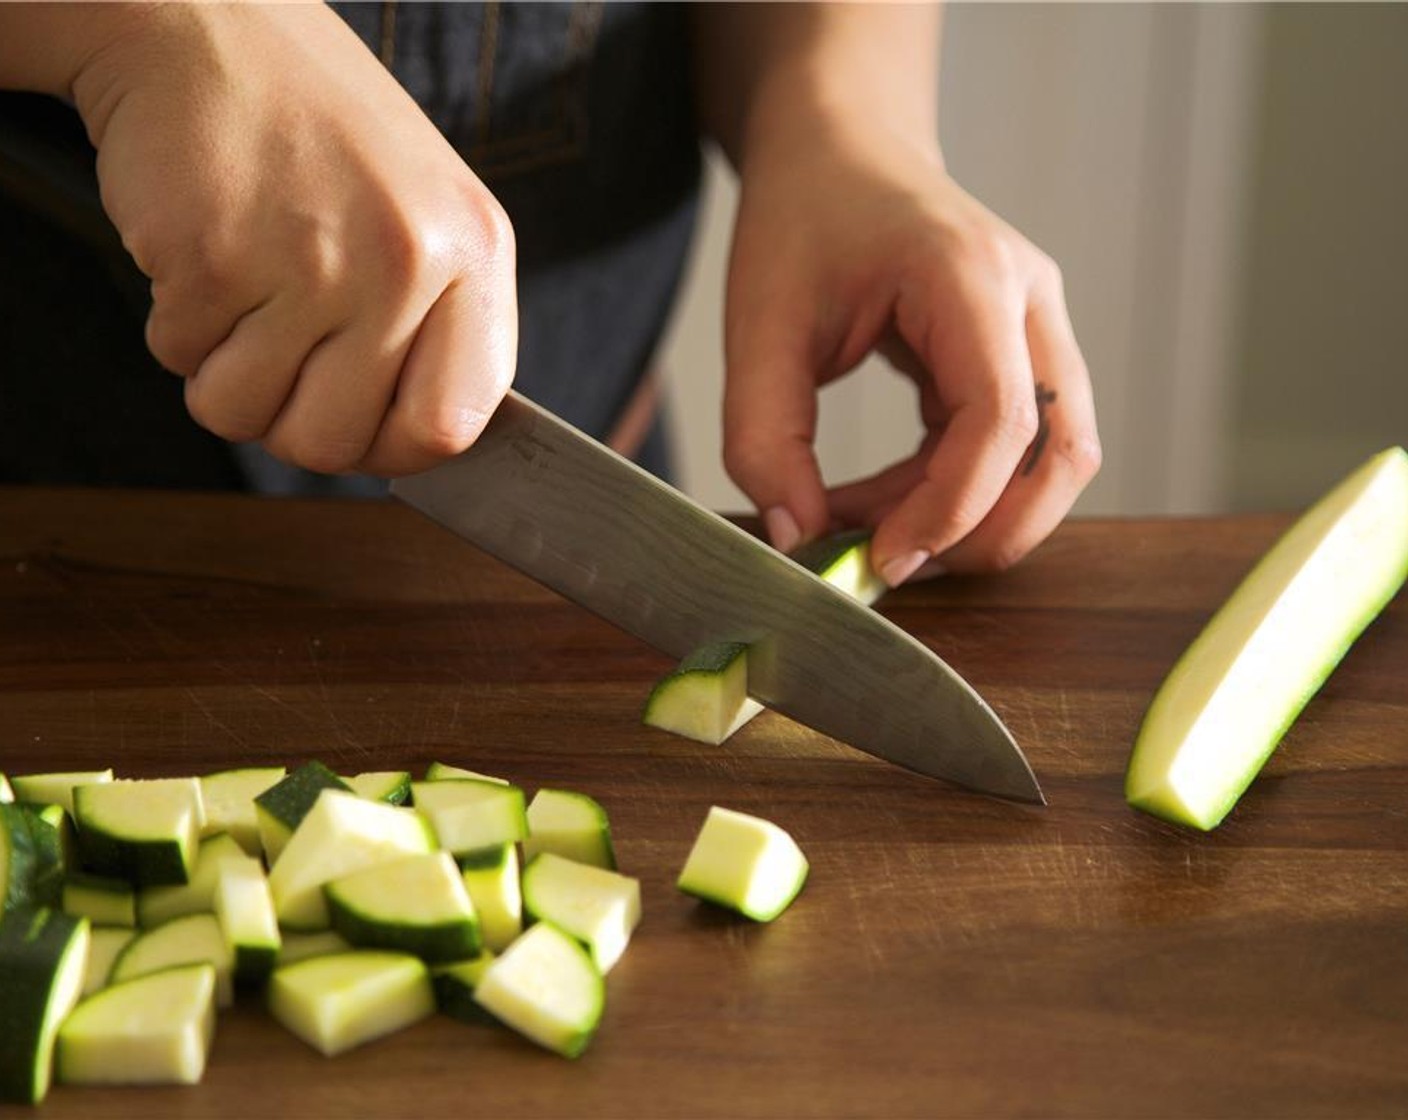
[{"x1": 391, "y1": 391, "x2": 1043, "y2": 804}]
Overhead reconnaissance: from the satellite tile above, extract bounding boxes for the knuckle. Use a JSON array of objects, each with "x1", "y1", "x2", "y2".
[
  {"x1": 994, "y1": 393, "x2": 1040, "y2": 447},
  {"x1": 407, "y1": 403, "x2": 486, "y2": 459},
  {"x1": 1059, "y1": 430, "x2": 1104, "y2": 480},
  {"x1": 1031, "y1": 249, "x2": 1065, "y2": 297},
  {"x1": 183, "y1": 379, "x2": 271, "y2": 445}
]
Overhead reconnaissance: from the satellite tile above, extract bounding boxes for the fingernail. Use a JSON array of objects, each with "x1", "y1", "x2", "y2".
[
  {"x1": 880, "y1": 549, "x2": 930, "y2": 588},
  {"x1": 763, "y1": 506, "x2": 802, "y2": 554}
]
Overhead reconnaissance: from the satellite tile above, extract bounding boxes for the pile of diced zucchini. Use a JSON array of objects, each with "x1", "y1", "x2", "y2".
[{"x1": 0, "y1": 762, "x2": 808, "y2": 1104}]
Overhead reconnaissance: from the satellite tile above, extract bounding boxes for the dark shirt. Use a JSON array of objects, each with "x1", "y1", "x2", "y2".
[{"x1": 0, "y1": 1, "x2": 701, "y2": 493}]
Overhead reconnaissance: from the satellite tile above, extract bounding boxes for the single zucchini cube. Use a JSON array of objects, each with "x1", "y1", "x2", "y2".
[
  {"x1": 642, "y1": 641, "x2": 762, "y2": 746},
  {"x1": 344, "y1": 771, "x2": 413, "y2": 806},
  {"x1": 110, "y1": 912, "x2": 235, "y2": 1009},
  {"x1": 82, "y1": 927, "x2": 136, "y2": 997},
  {"x1": 73, "y1": 778, "x2": 206, "y2": 887},
  {"x1": 474, "y1": 922, "x2": 604, "y2": 1059},
  {"x1": 458, "y1": 844, "x2": 522, "y2": 953},
  {"x1": 677, "y1": 806, "x2": 809, "y2": 922},
  {"x1": 267, "y1": 791, "x2": 436, "y2": 931},
  {"x1": 200, "y1": 767, "x2": 286, "y2": 856},
  {"x1": 10, "y1": 770, "x2": 113, "y2": 816},
  {"x1": 0, "y1": 908, "x2": 91, "y2": 1104},
  {"x1": 213, "y1": 856, "x2": 281, "y2": 984},
  {"x1": 57, "y1": 962, "x2": 217, "y2": 1086},
  {"x1": 136, "y1": 831, "x2": 247, "y2": 928},
  {"x1": 524, "y1": 788, "x2": 617, "y2": 870},
  {"x1": 268, "y1": 950, "x2": 435, "y2": 1057},
  {"x1": 522, "y1": 852, "x2": 640, "y2": 974},
  {"x1": 410, "y1": 779, "x2": 527, "y2": 856},
  {"x1": 326, "y1": 851, "x2": 480, "y2": 963},
  {"x1": 254, "y1": 762, "x2": 351, "y2": 866},
  {"x1": 62, "y1": 873, "x2": 136, "y2": 928},
  {"x1": 423, "y1": 761, "x2": 509, "y2": 785}
]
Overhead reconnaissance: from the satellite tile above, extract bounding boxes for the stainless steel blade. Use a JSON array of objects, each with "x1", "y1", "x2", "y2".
[{"x1": 391, "y1": 392, "x2": 1042, "y2": 803}]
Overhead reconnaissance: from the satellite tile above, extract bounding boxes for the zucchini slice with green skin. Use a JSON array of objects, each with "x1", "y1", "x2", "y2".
[
  {"x1": 458, "y1": 844, "x2": 523, "y2": 953},
  {"x1": 642, "y1": 641, "x2": 762, "y2": 746},
  {"x1": 213, "y1": 856, "x2": 281, "y2": 983},
  {"x1": 325, "y1": 851, "x2": 480, "y2": 963},
  {"x1": 411, "y1": 779, "x2": 527, "y2": 856},
  {"x1": 17, "y1": 804, "x2": 68, "y2": 910},
  {"x1": 255, "y1": 762, "x2": 351, "y2": 866},
  {"x1": 200, "y1": 766, "x2": 286, "y2": 856},
  {"x1": 10, "y1": 770, "x2": 113, "y2": 815},
  {"x1": 136, "y1": 832, "x2": 247, "y2": 929},
  {"x1": 57, "y1": 962, "x2": 217, "y2": 1087},
  {"x1": 0, "y1": 773, "x2": 12, "y2": 802},
  {"x1": 474, "y1": 922, "x2": 604, "y2": 1059},
  {"x1": 268, "y1": 950, "x2": 436, "y2": 1057},
  {"x1": 521, "y1": 852, "x2": 641, "y2": 974},
  {"x1": 82, "y1": 927, "x2": 136, "y2": 997},
  {"x1": 424, "y1": 761, "x2": 509, "y2": 785},
  {"x1": 430, "y1": 951, "x2": 497, "y2": 1024},
  {"x1": 524, "y1": 788, "x2": 617, "y2": 870},
  {"x1": 110, "y1": 912, "x2": 235, "y2": 1009},
  {"x1": 344, "y1": 771, "x2": 413, "y2": 805},
  {"x1": 0, "y1": 908, "x2": 91, "y2": 1104},
  {"x1": 62, "y1": 873, "x2": 136, "y2": 928},
  {"x1": 73, "y1": 778, "x2": 206, "y2": 887},
  {"x1": 677, "y1": 806, "x2": 809, "y2": 922},
  {"x1": 1, "y1": 803, "x2": 41, "y2": 915},
  {"x1": 643, "y1": 530, "x2": 887, "y2": 744},
  {"x1": 277, "y1": 929, "x2": 353, "y2": 968},
  {"x1": 267, "y1": 790, "x2": 436, "y2": 931},
  {"x1": 1127, "y1": 446, "x2": 1408, "y2": 830}
]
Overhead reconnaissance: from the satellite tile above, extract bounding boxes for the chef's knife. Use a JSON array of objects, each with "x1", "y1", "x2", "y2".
[{"x1": 391, "y1": 391, "x2": 1043, "y2": 804}]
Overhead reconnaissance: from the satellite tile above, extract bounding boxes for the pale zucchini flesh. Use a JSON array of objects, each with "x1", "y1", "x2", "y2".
[
  {"x1": 57, "y1": 963, "x2": 217, "y2": 1087},
  {"x1": 1126, "y1": 446, "x2": 1408, "y2": 829},
  {"x1": 137, "y1": 832, "x2": 247, "y2": 929},
  {"x1": 521, "y1": 852, "x2": 641, "y2": 974},
  {"x1": 213, "y1": 856, "x2": 281, "y2": 983},
  {"x1": 410, "y1": 779, "x2": 527, "y2": 856},
  {"x1": 82, "y1": 927, "x2": 136, "y2": 997},
  {"x1": 73, "y1": 778, "x2": 206, "y2": 887},
  {"x1": 523, "y1": 788, "x2": 617, "y2": 870},
  {"x1": 277, "y1": 929, "x2": 354, "y2": 968},
  {"x1": 325, "y1": 851, "x2": 480, "y2": 963},
  {"x1": 0, "y1": 774, "x2": 12, "y2": 803},
  {"x1": 474, "y1": 921, "x2": 604, "y2": 1059},
  {"x1": 255, "y1": 762, "x2": 351, "y2": 866},
  {"x1": 344, "y1": 771, "x2": 413, "y2": 805},
  {"x1": 268, "y1": 950, "x2": 436, "y2": 1057},
  {"x1": 62, "y1": 873, "x2": 136, "y2": 928},
  {"x1": 677, "y1": 806, "x2": 809, "y2": 922},
  {"x1": 458, "y1": 844, "x2": 523, "y2": 953},
  {"x1": 9, "y1": 771, "x2": 113, "y2": 816},
  {"x1": 424, "y1": 761, "x2": 509, "y2": 785},
  {"x1": 200, "y1": 767, "x2": 286, "y2": 856},
  {"x1": 110, "y1": 911, "x2": 235, "y2": 1009}
]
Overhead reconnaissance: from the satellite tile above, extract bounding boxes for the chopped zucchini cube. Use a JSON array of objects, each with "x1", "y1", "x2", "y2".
[
  {"x1": 524, "y1": 788, "x2": 617, "y2": 870},
  {"x1": 474, "y1": 922, "x2": 603, "y2": 1059},
  {"x1": 522, "y1": 852, "x2": 640, "y2": 973},
  {"x1": 268, "y1": 950, "x2": 435, "y2": 1057},
  {"x1": 0, "y1": 908, "x2": 91, "y2": 1104},
  {"x1": 677, "y1": 806, "x2": 809, "y2": 922}
]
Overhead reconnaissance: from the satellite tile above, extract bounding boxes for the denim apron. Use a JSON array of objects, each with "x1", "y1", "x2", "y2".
[{"x1": 0, "y1": 2, "x2": 701, "y2": 493}]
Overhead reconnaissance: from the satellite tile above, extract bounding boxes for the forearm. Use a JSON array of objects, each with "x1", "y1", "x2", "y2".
[
  {"x1": 0, "y1": 2, "x2": 150, "y2": 97},
  {"x1": 691, "y1": 2, "x2": 943, "y2": 169}
]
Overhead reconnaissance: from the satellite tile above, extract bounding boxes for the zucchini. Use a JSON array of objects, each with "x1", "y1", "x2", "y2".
[
  {"x1": 110, "y1": 912, "x2": 235, "y2": 1009},
  {"x1": 474, "y1": 921, "x2": 603, "y2": 1059},
  {"x1": 1, "y1": 803, "x2": 41, "y2": 914},
  {"x1": 0, "y1": 773, "x2": 12, "y2": 802},
  {"x1": 458, "y1": 844, "x2": 523, "y2": 953},
  {"x1": 267, "y1": 790, "x2": 436, "y2": 931},
  {"x1": 430, "y1": 951, "x2": 497, "y2": 1024},
  {"x1": 345, "y1": 771, "x2": 413, "y2": 805},
  {"x1": 82, "y1": 927, "x2": 136, "y2": 997},
  {"x1": 0, "y1": 908, "x2": 91, "y2": 1104},
  {"x1": 61, "y1": 873, "x2": 136, "y2": 928},
  {"x1": 254, "y1": 762, "x2": 351, "y2": 866},
  {"x1": 1127, "y1": 446, "x2": 1408, "y2": 829},
  {"x1": 325, "y1": 851, "x2": 480, "y2": 963},
  {"x1": 268, "y1": 950, "x2": 436, "y2": 1057},
  {"x1": 10, "y1": 770, "x2": 113, "y2": 815},
  {"x1": 524, "y1": 788, "x2": 616, "y2": 871},
  {"x1": 424, "y1": 761, "x2": 509, "y2": 785},
  {"x1": 57, "y1": 962, "x2": 217, "y2": 1087},
  {"x1": 677, "y1": 806, "x2": 809, "y2": 922},
  {"x1": 521, "y1": 852, "x2": 641, "y2": 974},
  {"x1": 212, "y1": 856, "x2": 281, "y2": 983},
  {"x1": 410, "y1": 779, "x2": 527, "y2": 856},
  {"x1": 72, "y1": 778, "x2": 206, "y2": 887},
  {"x1": 17, "y1": 804, "x2": 68, "y2": 910},
  {"x1": 644, "y1": 530, "x2": 885, "y2": 744},
  {"x1": 200, "y1": 766, "x2": 286, "y2": 856},
  {"x1": 136, "y1": 831, "x2": 247, "y2": 928},
  {"x1": 277, "y1": 929, "x2": 353, "y2": 968}
]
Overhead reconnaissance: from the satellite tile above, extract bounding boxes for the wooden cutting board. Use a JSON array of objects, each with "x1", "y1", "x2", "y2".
[{"x1": 2, "y1": 487, "x2": 1405, "y2": 1118}]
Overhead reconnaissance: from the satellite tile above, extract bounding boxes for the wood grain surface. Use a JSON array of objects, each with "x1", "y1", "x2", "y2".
[{"x1": 2, "y1": 487, "x2": 1405, "y2": 1119}]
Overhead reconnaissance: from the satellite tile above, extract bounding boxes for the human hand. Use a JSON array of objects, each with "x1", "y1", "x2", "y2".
[
  {"x1": 721, "y1": 114, "x2": 1100, "y2": 585},
  {"x1": 69, "y1": 3, "x2": 516, "y2": 476}
]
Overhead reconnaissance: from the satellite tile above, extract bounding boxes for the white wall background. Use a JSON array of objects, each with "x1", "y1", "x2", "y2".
[{"x1": 657, "y1": 4, "x2": 1405, "y2": 518}]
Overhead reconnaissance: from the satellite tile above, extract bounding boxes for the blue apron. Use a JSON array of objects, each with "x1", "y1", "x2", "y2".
[{"x1": 0, "y1": 1, "x2": 701, "y2": 493}]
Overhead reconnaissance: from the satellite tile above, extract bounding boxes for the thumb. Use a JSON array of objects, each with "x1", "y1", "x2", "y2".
[{"x1": 722, "y1": 321, "x2": 830, "y2": 554}]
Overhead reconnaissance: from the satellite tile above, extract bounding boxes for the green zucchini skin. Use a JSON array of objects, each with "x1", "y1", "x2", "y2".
[
  {"x1": 431, "y1": 954, "x2": 499, "y2": 1026},
  {"x1": 254, "y1": 762, "x2": 352, "y2": 864},
  {"x1": 324, "y1": 853, "x2": 482, "y2": 964},
  {"x1": 1, "y1": 804, "x2": 41, "y2": 915},
  {"x1": 15, "y1": 805, "x2": 69, "y2": 911},
  {"x1": 72, "y1": 780, "x2": 204, "y2": 887},
  {"x1": 0, "y1": 907, "x2": 91, "y2": 1104}
]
